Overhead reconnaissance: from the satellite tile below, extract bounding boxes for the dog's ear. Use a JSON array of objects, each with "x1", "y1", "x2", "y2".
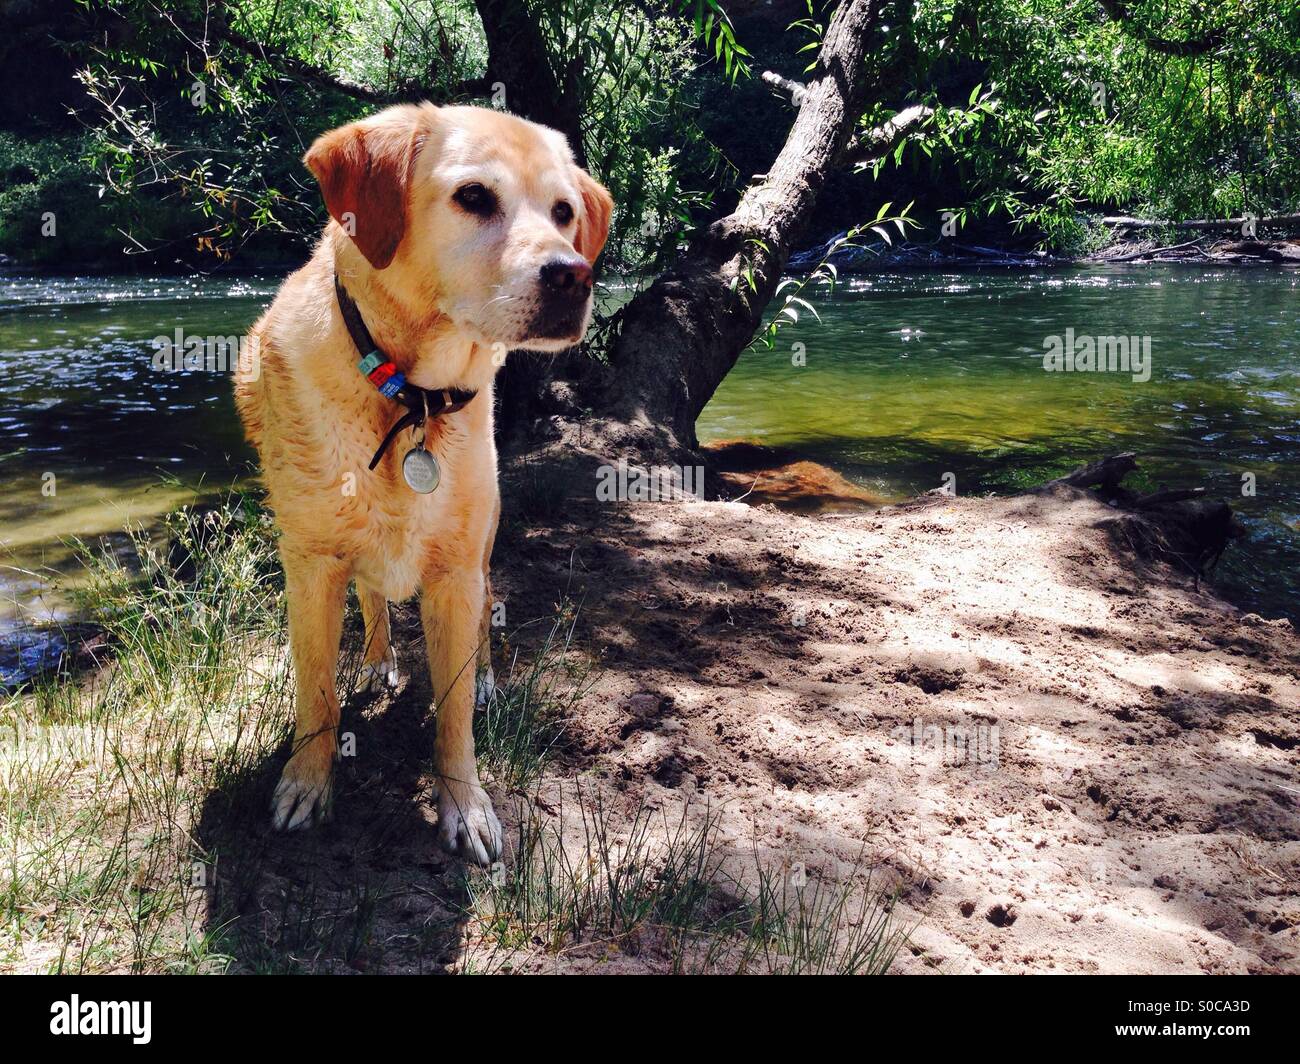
[
  {"x1": 304, "y1": 106, "x2": 427, "y2": 270},
  {"x1": 572, "y1": 169, "x2": 613, "y2": 265}
]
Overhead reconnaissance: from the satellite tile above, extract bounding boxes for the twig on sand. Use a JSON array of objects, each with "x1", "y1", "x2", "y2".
[{"x1": 731, "y1": 475, "x2": 765, "y2": 504}]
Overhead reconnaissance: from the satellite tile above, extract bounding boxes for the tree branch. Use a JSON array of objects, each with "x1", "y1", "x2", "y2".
[
  {"x1": 843, "y1": 103, "x2": 933, "y2": 165},
  {"x1": 1096, "y1": 0, "x2": 1226, "y2": 58},
  {"x1": 761, "y1": 70, "x2": 808, "y2": 107},
  {"x1": 1050, "y1": 452, "x2": 1138, "y2": 491},
  {"x1": 761, "y1": 73, "x2": 935, "y2": 169},
  {"x1": 168, "y1": 5, "x2": 487, "y2": 105},
  {"x1": 207, "y1": 22, "x2": 407, "y2": 103}
]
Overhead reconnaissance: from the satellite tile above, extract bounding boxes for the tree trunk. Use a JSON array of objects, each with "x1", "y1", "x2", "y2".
[
  {"x1": 473, "y1": 0, "x2": 584, "y2": 164},
  {"x1": 596, "y1": 0, "x2": 887, "y2": 453},
  {"x1": 472, "y1": 0, "x2": 592, "y2": 442}
]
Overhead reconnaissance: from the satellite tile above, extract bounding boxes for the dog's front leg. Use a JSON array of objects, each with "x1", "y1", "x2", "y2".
[
  {"x1": 475, "y1": 490, "x2": 501, "y2": 710},
  {"x1": 422, "y1": 566, "x2": 502, "y2": 865},
  {"x1": 272, "y1": 550, "x2": 350, "y2": 830},
  {"x1": 357, "y1": 581, "x2": 400, "y2": 692}
]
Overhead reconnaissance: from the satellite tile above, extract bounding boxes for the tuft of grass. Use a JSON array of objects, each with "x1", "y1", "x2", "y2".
[
  {"x1": 474, "y1": 600, "x2": 590, "y2": 791},
  {"x1": 745, "y1": 849, "x2": 911, "y2": 975},
  {"x1": 460, "y1": 787, "x2": 729, "y2": 970},
  {"x1": 459, "y1": 787, "x2": 909, "y2": 975},
  {"x1": 510, "y1": 454, "x2": 573, "y2": 525}
]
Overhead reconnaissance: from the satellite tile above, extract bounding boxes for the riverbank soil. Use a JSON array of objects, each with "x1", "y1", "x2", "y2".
[
  {"x1": 188, "y1": 449, "x2": 1299, "y2": 974},
  {"x1": 479, "y1": 452, "x2": 1299, "y2": 973}
]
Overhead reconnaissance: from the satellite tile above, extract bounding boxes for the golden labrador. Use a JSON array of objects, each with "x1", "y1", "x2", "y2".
[{"x1": 235, "y1": 104, "x2": 612, "y2": 863}]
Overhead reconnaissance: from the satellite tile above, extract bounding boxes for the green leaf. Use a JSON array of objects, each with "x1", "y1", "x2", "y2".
[{"x1": 789, "y1": 296, "x2": 820, "y2": 322}]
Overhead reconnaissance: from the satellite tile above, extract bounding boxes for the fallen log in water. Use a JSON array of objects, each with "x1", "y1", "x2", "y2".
[
  {"x1": 1097, "y1": 239, "x2": 1300, "y2": 263},
  {"x1": 1101, "y1": 213, "x2": 1300, "y2": 233},
  {"x1": 1039, "y1": 453, "x2": 1246, "y2": 582},
  {"x1": 1050, "y1": 451, "x2": 1138, "y2": 492},
  {"x1": 785, "y1": 236, "x2": 1066, "y2": 272}
]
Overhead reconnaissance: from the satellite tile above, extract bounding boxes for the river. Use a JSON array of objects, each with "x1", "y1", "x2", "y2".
[{"x1": 1, "y1": 265, "x2": 1296, "y2": 682}]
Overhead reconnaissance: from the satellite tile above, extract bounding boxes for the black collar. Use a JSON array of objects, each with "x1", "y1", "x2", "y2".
[{"x1": 334, "y1": 275, "x2": 477, "y2": 471}]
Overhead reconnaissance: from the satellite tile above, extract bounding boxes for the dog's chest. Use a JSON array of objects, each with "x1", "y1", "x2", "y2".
[
  {"x1": 343, "y1": 430, "x2": 477, "y2": 600},
  {"x1": 352, "y1": 494, "x2": 441, "y2": 600},
  {"x1": 263, "y1": 354, "x2": 491, "y2": 600}
]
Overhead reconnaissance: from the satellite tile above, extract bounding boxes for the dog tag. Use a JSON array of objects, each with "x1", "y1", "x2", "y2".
[{"x1": 402, "y1": 446, "x2": 440, "y2": 494}]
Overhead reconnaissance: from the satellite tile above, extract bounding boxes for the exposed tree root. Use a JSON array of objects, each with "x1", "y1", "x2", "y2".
[{"x1": 1039, "y1": 453, "x2": 1246, "y2": 582}]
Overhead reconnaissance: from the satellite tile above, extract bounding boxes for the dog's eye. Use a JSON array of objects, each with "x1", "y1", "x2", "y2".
[
  {"x1": 552, "y1": 200, "x2": 574, "y2": 227},
  {"x1": 453, "y1": 183, "x2": 497, "y2": 217}
]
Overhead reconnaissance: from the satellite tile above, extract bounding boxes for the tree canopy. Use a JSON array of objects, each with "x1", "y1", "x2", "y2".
[{"x1": 2, "y1": 0, "x2": 1296, "y2": 269}]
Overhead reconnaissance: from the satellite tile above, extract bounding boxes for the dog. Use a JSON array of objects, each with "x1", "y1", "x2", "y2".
[{"x1": 235, "y1": 103, "x2": 612, "y2": 864}]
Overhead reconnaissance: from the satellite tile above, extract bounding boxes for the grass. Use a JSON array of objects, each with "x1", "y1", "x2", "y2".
[
  {"x1": 459, "y1": 789, "x2": 909, "y2": 975},
  {"x1": 747, "y1": 848, "x2": 910, "y2": 975},
  {"x1": 462, "y1": 789, "x2": 721, "y2": 962},
  {"x1": 474, "y1": 599, "x2": 590, "y2": 790},
  {"x1": 1, "y1": 496, "x2": 290, "y2": 973},
  {"x1": 0, "y1": 495, "x2": 910, "y2": 974}
]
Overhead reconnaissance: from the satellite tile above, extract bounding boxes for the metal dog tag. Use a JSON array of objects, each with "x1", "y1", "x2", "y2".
[{"x1": 402, "y1": 446, "x2": 441, "y2": 494}]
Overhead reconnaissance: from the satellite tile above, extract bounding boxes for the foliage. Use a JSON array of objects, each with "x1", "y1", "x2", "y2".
[
  {"x1": 875, "y1": 0, "x2": 1300, "y2": 244},
  {"x1": 746, "y1": 200, "x2": 917, "y2": 350},
  {"x1": 690, "y1": 0, "x2": 752, "y2": 81},
  {"x1": 0, "y1": 132, "x2": 175, "y2": 266},
  {"x1": 532, "y1": 0, "x2": 722, "y2": 271},
  {"x1": 3, "y1": 0, "x2": 1298, "y2": 267}
]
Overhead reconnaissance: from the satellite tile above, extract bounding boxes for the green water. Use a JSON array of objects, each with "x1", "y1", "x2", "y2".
[
  {"x1": 1, "y1": 266, "x2": 1297, "y2": 680},
  {"x1": 700, "y1": 266, "x2": 1299, "y2": 622},
  {"x1": 0, "y1": 274, "x2": 272, "y2": 681}
]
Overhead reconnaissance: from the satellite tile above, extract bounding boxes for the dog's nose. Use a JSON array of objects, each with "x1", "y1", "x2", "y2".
[{"x1": 539, "y1": 258, "x2": 593, "y2": 297}]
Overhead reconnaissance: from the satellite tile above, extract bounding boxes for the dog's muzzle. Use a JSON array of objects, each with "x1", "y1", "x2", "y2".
[{"x1": 526, "y1": 256, "x2": 593, "y2": 340}]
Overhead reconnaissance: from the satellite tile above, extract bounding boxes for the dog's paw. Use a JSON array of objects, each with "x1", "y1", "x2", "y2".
[
  {"x1": 359, "y1": 654, "x2": 402, "y2": 694},
  {"x1": 271, "y1": 742, "x2": 335, "y2": 831},
  {"x1": 436, "y1": 778, "x2": 502, "y2": 866},
  {"x1": 474, "y1": 665, "x2": 497, "y2": 710}
]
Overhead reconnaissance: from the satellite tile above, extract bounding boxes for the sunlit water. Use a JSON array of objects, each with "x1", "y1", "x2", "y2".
[
  {"x1": 0, "y1": 274, "x2": 273, "y2": 682},
  {"x1": 700, "y1": 266, "x2": 1300, "y2": 625},
  {"x1": 1, "y1": 266, "x2": 1297, "y2": 682}
]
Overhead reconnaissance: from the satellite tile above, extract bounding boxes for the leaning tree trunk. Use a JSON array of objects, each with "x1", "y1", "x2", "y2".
[{"x1": 595, "y1": 0, "x2": 887, "y2": 453}]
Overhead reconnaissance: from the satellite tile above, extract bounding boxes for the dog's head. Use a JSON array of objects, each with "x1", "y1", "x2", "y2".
[{"x1": 305, "y1": 103, "x2": 612, "y2": 351}]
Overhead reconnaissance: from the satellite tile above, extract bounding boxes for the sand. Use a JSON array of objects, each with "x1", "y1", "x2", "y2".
[{"x1": 484, "y1": 474, "x2": 1299, "y2": 973}]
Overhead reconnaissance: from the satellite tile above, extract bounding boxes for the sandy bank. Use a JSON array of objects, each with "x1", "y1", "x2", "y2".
[{"x1": 486, "y1": 471, "x2": 1299, "y2": 973}]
